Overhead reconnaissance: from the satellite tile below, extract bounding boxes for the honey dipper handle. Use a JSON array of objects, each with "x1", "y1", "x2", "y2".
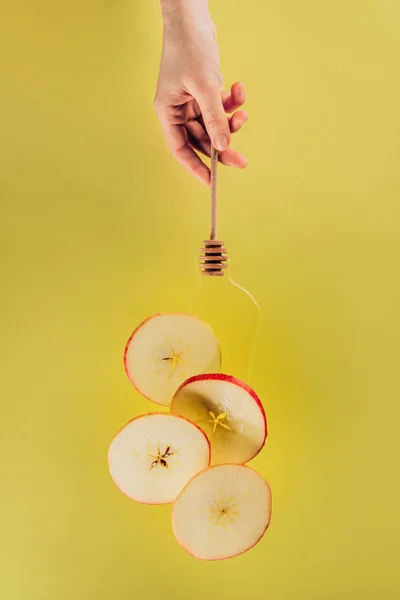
[{"x1": 210, "y1": 145, "x2": 218, "y2": 240}]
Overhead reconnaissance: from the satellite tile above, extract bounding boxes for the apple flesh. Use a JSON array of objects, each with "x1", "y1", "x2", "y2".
[
  {"x1": 170, "y1": 374, "x2": 267, "y2": 465},
  {"x1": 124, "y1": 313, "x2": 221, "y2": 406},
  {"x1": 172, "y1": 464, "x2": 272, "y2": 560},
  {"x1": 108, "y1": 413, "x2": 211, "y2": 505}
]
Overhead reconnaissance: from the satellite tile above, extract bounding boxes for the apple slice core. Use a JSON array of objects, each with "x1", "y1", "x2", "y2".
[
  {"x1": 170, "y1": 374, "x2": 267, "y2": 465},
  {"x1": 108, "y1": 413, "x2": 211, "y2": 504},
  {"x1": 124, "y1": 313, "x2": 221, "y2": 406},
  {"x1": 172, "y1": 464, "x2": 272, "y2": 560}
]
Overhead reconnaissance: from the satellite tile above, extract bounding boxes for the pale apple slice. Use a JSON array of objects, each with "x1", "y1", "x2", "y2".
[
  {"x1": 172, "y1": 464, "x2": 272, "y2": 560},
  {"x1": 108, "y1": 413, "x2": 211, "y2": 504},
  {"x1": 170, "y1": 374, "x2": 267, "y2": 465},
  {"x1": 124, "y1": 313, "x2": 221, "y2": 406}
]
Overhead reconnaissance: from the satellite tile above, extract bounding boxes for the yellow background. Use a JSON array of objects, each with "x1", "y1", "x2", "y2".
[{"x1": 1, "y1": 1, "x2": 400, "y2": 599}]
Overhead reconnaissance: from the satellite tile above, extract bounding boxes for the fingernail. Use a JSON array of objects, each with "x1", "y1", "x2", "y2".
[{"x1": 214, "y1": 134, "x2": 229, "y2": 151}]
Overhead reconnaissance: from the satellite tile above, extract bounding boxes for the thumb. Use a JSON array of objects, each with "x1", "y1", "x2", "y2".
[{"x1": 196, "y1": 85, "x2": 231, "y2": 151}]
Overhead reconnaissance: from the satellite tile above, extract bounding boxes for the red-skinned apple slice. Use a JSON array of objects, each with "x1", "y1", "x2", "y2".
[
  {"x1": 170, "y1": 373, "x2": 267, "y2": 465},
  {"x1": 172, "y1": 464, "x2": 272, "y2": 560},
  {"x1": 124, "y1": 313, "x2": 221, "y2": 406},
  {"x1": 108, "y1": 413, "x2": 211, "y2": 505}
]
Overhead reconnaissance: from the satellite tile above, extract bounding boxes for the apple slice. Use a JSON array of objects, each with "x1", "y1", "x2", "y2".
[
  {"x1": 172, "y1": 464, "x2": 272, "y2": 560},
  {"x1": 108, "y1": 413, "x2": 210, "y2": 505},
  {"x1": 170, "y1": 374, "x2": 267, "y2": 465},
  {"x1": 124, "y1": 313, "x2": 221, "y2": 406}
]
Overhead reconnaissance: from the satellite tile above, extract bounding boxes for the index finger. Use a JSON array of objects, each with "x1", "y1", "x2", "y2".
[{"x1": 162, "y1": 121, "x2": 211, "y2": 186}]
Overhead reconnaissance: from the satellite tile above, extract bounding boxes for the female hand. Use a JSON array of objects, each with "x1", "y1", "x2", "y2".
[{"x1": 154, "y1": 0, "x2": 248, "y2": 185}]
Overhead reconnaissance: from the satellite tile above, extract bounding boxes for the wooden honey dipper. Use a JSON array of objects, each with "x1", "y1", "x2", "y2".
[{"x1": 199, "y1": 145, "x2": 228, "y2": 276}]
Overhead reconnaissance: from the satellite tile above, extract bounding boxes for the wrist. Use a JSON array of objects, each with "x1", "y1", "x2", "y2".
[{"x1": 161, "y1": 0, "x2": 209, "y2": 21}]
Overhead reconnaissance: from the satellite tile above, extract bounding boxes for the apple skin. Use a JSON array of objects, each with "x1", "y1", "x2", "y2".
[
  {"x1": 108, "y1": 412, "x2": 211, "y2": 505},
  {"x1": 172, "y1": 463, "x2": 272, "y2": 561},
  {"x1": 173, "y1": 373, "x2": 268, "y2": 462},
  {"x1": 123, "y1": 313, "x2": 222, "y2": 406}
]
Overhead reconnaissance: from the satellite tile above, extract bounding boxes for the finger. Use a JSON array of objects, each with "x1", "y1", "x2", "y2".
[
  {"x1": 229, "y1": 110, "x2": 248, "y2": 134},
  {"x1": 222, "y1": 82, "x2": 246, "y2": 114},
  {"x1": 231, "y1": 82, "x2": 246, "y2": 108},
  {"x1": 195, "y1": 84, "x2": 231, "y2": 151},
  {"x1": 185, "y1": 120, "x2": 210, "y2": 155},
  {"x1": 221, "y1": 90, "x2": 230, "y2": 107},
  {"x1": 163, "y1": 121, "x2": 210, "y2": 185},
  {"x1": 219, "y1": 148, "x2": 248, "y2": 168},
  {"x1": 188, "y1": 106, "x2": 248, "y2": 137},
  {"x1": 186, "y1": 120, "x2": 247, "y2": 168}
]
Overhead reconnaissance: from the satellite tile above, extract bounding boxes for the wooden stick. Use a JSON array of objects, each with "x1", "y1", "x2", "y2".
[
  {"x1": 199, "y1": 145, "x2": 227, "y2": 275},
  {"x1": 210, "y1": 145, "x2": 218, "y2": 240}
]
